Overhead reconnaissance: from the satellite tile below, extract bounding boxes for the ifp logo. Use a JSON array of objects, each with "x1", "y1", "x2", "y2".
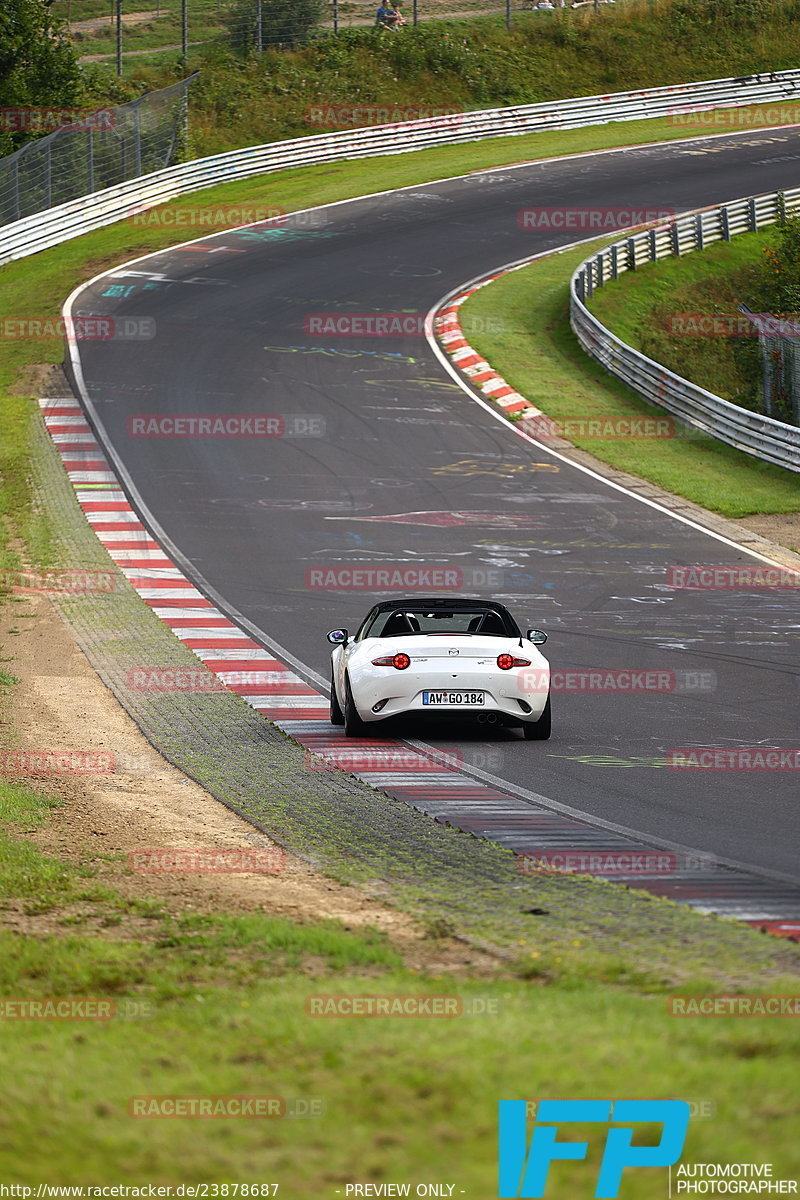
[{"x1": 498, "y1": 1100, "x2": 690, "y2": 1198}]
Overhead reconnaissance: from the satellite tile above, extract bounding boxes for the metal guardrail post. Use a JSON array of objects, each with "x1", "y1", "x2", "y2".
[
  {"x1": 670, "y1": 222, "x2": 680, "y2": 256},
  {"x1": 695, "y1": 213, "x2": 704, "y2": 251},
  {"x1": 721, "y1": 207, "x2": 731, "y2": 241},
  {"x1": 627, "y1": 237, "x2": 636, "y2": 271}
]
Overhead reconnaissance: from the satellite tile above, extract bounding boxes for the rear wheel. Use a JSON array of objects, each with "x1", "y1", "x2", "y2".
[
  {"x1": 344, "y1": 675, "x2": 368, "y2": 737},
  {"x1": 522, "y1": 694, "x2": 551, "y2": 740},
  {"x1": 329, "y1": 668, "x2": 344, "y2": 725}
]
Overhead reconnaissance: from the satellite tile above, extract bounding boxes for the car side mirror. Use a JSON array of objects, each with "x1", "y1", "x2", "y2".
[
  {"x1": 527, "y1": 629, "x2": 547, "y2": 645},
  {"x1": 327, "y1": 628, "x2": 349, "y2": 645}
]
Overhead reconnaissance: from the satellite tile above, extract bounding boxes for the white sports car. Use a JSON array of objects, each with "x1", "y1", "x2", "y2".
[{"x1": 327, "y1": 596, "x2": 550, "y2": 739}]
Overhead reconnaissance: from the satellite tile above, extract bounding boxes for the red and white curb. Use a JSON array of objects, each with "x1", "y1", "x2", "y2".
[
  {"x1": 434, "y1": 279, "x2": 541, "y2": 423},
  {"x1": 37, "y1": 395, "x2": 800, "y2": 940}
]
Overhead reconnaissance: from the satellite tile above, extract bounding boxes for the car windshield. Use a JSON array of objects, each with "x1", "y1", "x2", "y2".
[{"x1": 361, "y1": 607, "x2": 515, "y2": 638}]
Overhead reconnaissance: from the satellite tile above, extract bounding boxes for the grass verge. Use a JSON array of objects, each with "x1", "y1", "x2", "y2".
[
  {"x1": 0, "y1": 779, "x2": 798, "y2": 1185},
  {"x1": 457, "y1": 239, "x2": 800, "y2": 517}
]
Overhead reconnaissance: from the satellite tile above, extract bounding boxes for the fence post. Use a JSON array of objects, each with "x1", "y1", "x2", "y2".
[
  {"x1": 116, "y1": 0, "x2": 122, "y2": 76},
  {"x1": 12, "y1": 158, "x2": 20, "y2": 221},
  {"x1": 695, "y1": 212, "x2": 703, "y2": 251},
  {"x1": 133, "y1": 105, "x2": 142, "y2": 176},
  {"x1": 648, "y1": 228, "x2": 656, "y2": 261},
  {"x1": 44, "y1": 140, "x2": 52, "y2": 210},
  {"x1": 670, "y1": 222, "x2": 680, "y2": 256},
  {"x1": 720, "y1": 206, "x2": 730, "y2": 241},
  {"x1": 86, "y1": 130, "x2": 95, "y2": 193},
  {"x1": 333, "y1": 0, "x2": 338, "y2": 33},
  {"x1": 506, "y1": 0, "x2": 511, "y2": 29},
  {"x1": 611, "y1": 243, "x2": 618, "y2": 279},
  {"x1": 413, "y1": 0, "x2": 418, "y2": 23}
]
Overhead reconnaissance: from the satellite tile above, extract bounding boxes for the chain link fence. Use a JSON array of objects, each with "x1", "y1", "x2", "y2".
[
  {"x1": 741, "y1": 308, "x2": 800, "y2": 425},
  {"x1": 55, "y1": 0, "x2": 577, "y2": 67},
  {"x1": 0, "y1": 77, "x2": 195, "y2": 227}
]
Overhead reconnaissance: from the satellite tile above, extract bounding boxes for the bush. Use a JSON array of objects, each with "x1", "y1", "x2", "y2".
[{"x1": 226, "y1": 0, "x2": 328, "y2": 52}]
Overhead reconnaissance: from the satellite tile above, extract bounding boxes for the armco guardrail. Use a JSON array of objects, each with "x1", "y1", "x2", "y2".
[
  {"x1": 3, "y1": 68, "x2": 800, "y2": 266},
  {"x1": 570, "y1": 189, "x2": 800, "y2": 474}
]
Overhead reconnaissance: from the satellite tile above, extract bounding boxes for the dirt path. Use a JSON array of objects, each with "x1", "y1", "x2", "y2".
[
  {"x1": 78, "y1": 41, "x2": 203, "y2": 63},
  {"x1": 70, "y1": 9, "x2": 161, "y2": 33}
]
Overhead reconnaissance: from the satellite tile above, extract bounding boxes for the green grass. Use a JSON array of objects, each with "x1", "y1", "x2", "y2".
[
  {"x1": 0, "y1": 778, "x2": 798, "y2": 1187},
  {"x1": 457, "y1": 239, "x2": 800, "y2": 517}
]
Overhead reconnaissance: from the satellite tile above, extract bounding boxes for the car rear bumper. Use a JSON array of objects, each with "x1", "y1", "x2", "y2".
[{"x1": 353, "y1": 673, "x2": 550, "y2": 725}]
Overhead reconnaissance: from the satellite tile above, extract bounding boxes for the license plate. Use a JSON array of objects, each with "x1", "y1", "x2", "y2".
[{"x1": 422, "y1": 691, "x2": 485, "y2": 706}]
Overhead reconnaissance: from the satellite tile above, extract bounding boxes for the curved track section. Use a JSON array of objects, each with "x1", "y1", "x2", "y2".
[{"x1": 62, "y1": 129, "x2": 800, "y2": 925}]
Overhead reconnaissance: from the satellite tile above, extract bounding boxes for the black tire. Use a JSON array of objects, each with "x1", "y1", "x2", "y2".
[
  {"x1": 523, "y1": 694, "x2": 551, "y2": 740},
  {"x1": 344, "y1": 675, "x2": 369, "y2": 737},
  {"x1": 329, "y1": 668, "x2": 344, "y2": 726}
]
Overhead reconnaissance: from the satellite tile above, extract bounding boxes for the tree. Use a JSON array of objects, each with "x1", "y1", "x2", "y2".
[
  {"x1": 0, "y1": 0, "x2": 82, "y2": 155},
  {"x1": 226, "y1": 0, "x2": 327, "y2": 53}
]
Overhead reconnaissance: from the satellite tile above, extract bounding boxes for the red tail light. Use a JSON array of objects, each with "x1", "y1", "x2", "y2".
[
  {"x1": 372, "y1": 653, "x2": 411, "y2": 670},
  {"x1": 497, "y1": 654, "x2": 531, "y2": 670}
]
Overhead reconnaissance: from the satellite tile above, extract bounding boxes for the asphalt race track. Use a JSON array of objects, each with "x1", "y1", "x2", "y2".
[{"x1": 67, "y1": 127, "x2": 800, "y2": 885}]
